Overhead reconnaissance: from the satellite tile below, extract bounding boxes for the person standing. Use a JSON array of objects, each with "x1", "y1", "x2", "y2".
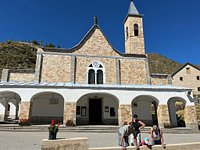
[{"x1": 130, "y1": 114, "x2": 145, "y2": 150}]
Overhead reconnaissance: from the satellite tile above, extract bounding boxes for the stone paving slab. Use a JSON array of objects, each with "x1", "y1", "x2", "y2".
[{"x1": 0, "y1": 131, "x2": 200, "y2": 150}]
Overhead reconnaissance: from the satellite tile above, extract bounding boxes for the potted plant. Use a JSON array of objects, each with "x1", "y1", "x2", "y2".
[{"x1": 48, "y1": 120, "x2": 60, "y2": 140}]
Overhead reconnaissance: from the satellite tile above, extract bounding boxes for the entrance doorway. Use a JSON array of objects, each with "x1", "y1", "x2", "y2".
[{"x1": 89, "y1": 99, "x2": 102, "y2": 125}]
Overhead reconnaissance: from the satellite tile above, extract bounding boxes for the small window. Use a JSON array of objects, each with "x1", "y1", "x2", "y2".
[
  {"x1": 198, "y1": 87, "x2": 200, "y2": 91},
  {"x1": 97, "y1": 70, "x2": 103, "y2": 84},
  {"x1": 180, "y1": 77, "x2": 183, "y2": 81},
  {"x1": 134, "y1": 24, "x2": 139, "y2": 36},
  {"x1": 197, "y1": 76, "x2": 200, "y2": 80},
  {"x1": 110, "y1": 107, "x2": 115, "y2": 117},
  {"x1": 126, "y1": 27, "x2": 129, "y2": 39},
  {"x1": 186, "y1": 67, "x2": 190, "y2": 74},
  {"x1": 88, "y1": 69, "x2": 95, "y2": 84}
]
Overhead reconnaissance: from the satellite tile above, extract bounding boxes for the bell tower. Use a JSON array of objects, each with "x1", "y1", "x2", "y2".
[{"x1": 124, "y1": 0, "x2": 145, "y2": 54}]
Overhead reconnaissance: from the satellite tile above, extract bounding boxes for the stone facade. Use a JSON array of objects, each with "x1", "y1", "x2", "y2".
[
  {"x1": 9, "y1": 73, "x2": 35, "y2": 82},
  {"x1": 172, "y1": 64, "x2": 200, "y2": 95},
  {"x1": 157, "y1": 105, "x2": 170, "y2": 128},
  {"x1": 41, "y1": 55, "x2": 71, "y2": 83},
  {"x1": 184, "y1": 106, "x2": 198, "y2": 129},
  {"x1": 72, "y1": 28, "x2": 120, "y2": 57},
  {"x1": 41, "y1": 138, "x2": 89, "y2": 150},
  {"x1": 19, "y1": 101, "x2": 31, "y2": 119},
  {"x1": 0, "y1": 1, "x2": 198, "y2": 129},
  {"x1": 124, "y1": 16, "x2": 145, "y2": 55},
  {"x1": 63, "y1": 102, "x2": 76, "y2": 125},
  {"x1": 150, "y1": 75, "x2": 170, "y2": 85},
  {"x1": 118, "y1": 104, "x2": 132, "y2": 126},
  {"x1": 120, "y1": 59, "x2": 148, "y2": 84}
]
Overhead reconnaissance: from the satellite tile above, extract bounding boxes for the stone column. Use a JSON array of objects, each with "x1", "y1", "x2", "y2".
[
  {"x1": 63, "y1": 102, "x2": 76, "y2": 125},
  {"x1": 70, "y1": 56, "x2": 76, "y2": 84},
  {"x1": 157, "y1": 105, "x2": 170, "y2": 128},
  {"x1": 34, "y1": 53, "x2": 43, "y2": 83},
  {"x1": 118, "y1": 104, "x2": 132, "y2": 126},
  {"x1": 1, "y1": 69, "x2": 9, "y2": 82},
  {"x1": 184, "y1": 105, "x2": 198, "y2": 129},
  {"x1": 19, "y1": 102, "x2": 31, "y2": 119},
  {"x1": 115, "y1": 59, "x2": 121, "y2": 84}
]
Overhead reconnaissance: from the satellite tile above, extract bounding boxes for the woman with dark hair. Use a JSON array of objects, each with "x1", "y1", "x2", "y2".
[{"x1": 130, "y1": 114, "x2": 145, "y2": 150}]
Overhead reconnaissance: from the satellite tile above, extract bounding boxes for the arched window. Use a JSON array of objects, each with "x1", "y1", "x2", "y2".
[
  {"x1": 134, "y1": 24, "x2": 139, "y2": 36},
  {"x1": 97, "y1": 70, "x2": 103, "y2": 84},
  {"x1": 87, "y1": 61, "x2": 104, "y2": 84},
  {"x1": 126, "y1": 27, "x2": 129, "y2": 39},
  {"x1": 88, "y1": 69, "x2": 95, "y2": 84}
]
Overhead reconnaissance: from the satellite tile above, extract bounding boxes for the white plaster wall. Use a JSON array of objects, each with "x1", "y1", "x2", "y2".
[
  {"x1": 31, "y1": 93, "x2": 64, "y2": 117},
  {"x1": 77, "y1": 95, "x2": 88, "y2": 118},
  {"x1": 132, "y1": 100, "x2": 152, "y2": 121},
  {"x1": 0, "y1": 103, "x2": 4, "y2": 121},
  {"x1": 0, "y1": 87, "x2": 194, "y2": 107},
  {"x1": 8, "y1": 102, "x2": 16, "y2": 119},
  {"x1": 102, "y1": 94, "x2": 118, "y2": 119},
  {"x1": 168, "y1": 101, "x2": 177, "y2": 127}
]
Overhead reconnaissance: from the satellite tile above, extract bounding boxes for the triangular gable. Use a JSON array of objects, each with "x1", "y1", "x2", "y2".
[
  {"x1": 171, "y1": 62, "x2": 200, "y2": 77},
  {"x1": 42, "y1": 24, "x2": 147, "y2": 58},
  {"x1": 68, "y1": 25, "x2": 121, "y2": 57}
]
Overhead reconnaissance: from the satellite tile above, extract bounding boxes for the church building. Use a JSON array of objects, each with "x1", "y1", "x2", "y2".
[{"x1": 0, "y1": 0, "x2": 198, "y2": 129}]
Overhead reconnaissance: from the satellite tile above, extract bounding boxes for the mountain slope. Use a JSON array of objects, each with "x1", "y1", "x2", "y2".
[
  {"x1": 148, "y1": 53, "x2": 181, "y2": 74},
  {"x1": 0, "y1": 41, "x2": 37, "y2": 78}
]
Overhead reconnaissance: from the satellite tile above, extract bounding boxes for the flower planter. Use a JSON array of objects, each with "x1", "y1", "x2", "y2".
[{"x1": 49, "y1": 132, "x2": 57, "y2": 140}]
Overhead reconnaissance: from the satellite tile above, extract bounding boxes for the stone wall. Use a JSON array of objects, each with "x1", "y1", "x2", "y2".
[
  {"x1": 9, "y1": 73, "x2": 35, "y2": 82},
  {"x1": 172, "y1": 64, "x2": 200, "y2": 95},
  {"x1": 150, "y1": 75, "x2": 169, "y2": 85},
  {"x1": 72, "y1": 28, "x2": 120, "y2": 57},
  {"x1": 63, "y1": 102, "x2": 76, "y2": 125},
  {"x1": 184, "y1": 106, "x2": 198, "y2": 129},
  {"x1": 41, "y1": 138, "x2": 88, "y2": 150},
  {"x1": 19, "y1": 101, "x2": 31, "y2": 119},
  {"x1": 41, "y1": 55, "x2": 71, "y2": 83},
  {"x1": 124, "y1": 16, "x2": 145, "y2": 54},
  {"x1": 75, "y1": 57, "x2": 117, "y2": 84},
  {"x1": 118, "y1": 104, "x2": 132, "y2": 126},
  {"x1": 157, "y1": 105, "x2": 170, "y2": 128},
  {"x1": 120, "y1": 59, "x2": 148, "y2": 85}
]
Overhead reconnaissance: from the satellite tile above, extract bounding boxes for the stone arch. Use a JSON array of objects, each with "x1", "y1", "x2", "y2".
[
  {"x1": 132, "y1": 95, "x2": 159, "y2": 126},
  {"x1": 30, "y1": 92, "x2": 64, "y2": 124},
  {"x1": 0, "y1": 91, "x2": 21, "y2": 121},
  {"x1": 168, "y1": 97, "x2": 186, "y2": 127},
  {"x1": 76, "y1": 92, "x2": 119, "y2": 125}
]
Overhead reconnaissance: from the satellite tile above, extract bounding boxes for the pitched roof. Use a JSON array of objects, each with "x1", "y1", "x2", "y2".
[
  {"x1": 171, "y1": 63, "x2": 200, "y2": 77},
  {"x1": 42, "y1": 24, "x2": 146, "y2": 58},
  {"x1": 128, "y1": 0, "x2": 139, "y2": 15}
]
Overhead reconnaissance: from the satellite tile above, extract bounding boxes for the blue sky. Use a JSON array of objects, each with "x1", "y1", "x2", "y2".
[{"x1": 0, "y1": 0, "x2": 200, "y2": 64}]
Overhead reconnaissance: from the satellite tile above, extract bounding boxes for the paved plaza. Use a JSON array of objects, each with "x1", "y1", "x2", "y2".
[{"x1": 0, "y1": 131, "x2": 200, "y2": 150}]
